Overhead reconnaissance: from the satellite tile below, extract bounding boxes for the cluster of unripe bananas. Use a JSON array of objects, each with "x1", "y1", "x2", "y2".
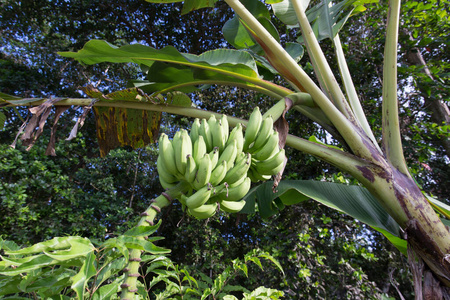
[{"x1": 157, "y1": 107, "x2": 286, "y2": 219}]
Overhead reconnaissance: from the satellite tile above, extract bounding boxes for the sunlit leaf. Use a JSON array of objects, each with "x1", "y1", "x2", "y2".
[
  {"x1": 426, "y1": 194, "x2": 450, "y2": 219},
  {"x1": 375, "y1": 228, "x2": 407, "y2": 256},
  {"x1": 71, "y1": 252, "x2": 97, "y2": 299},
  {"x1": 92, "y1": 282, "x2": 119, "y2": 300},
  {"x1": 123, "y1": 221, "x2": 162, "y2": 237},
  {"x1": 44, "y1": 238, "x2": 95, "y2": 261},
  {"x1": 0, "y1": 255, "x2": 55, "y2": 276},
  {"x1": 116, "y1": 236, "x2": 171, "y2": 254},
  {"x1": 58, "y1": 40, "x2": 259, "y2": 79},
  {"x1": 272, "y1": 0, "x2": 311, "y2": 26},
  {"x1": 4, "y1": 237, "x2": 73, "y2": 256},
  {"x1": 102, "y1": 238, "x2": 130, "y2": 262},
  {"x1": 258, "y1": 252, "x2": 285, "y2": 276}
]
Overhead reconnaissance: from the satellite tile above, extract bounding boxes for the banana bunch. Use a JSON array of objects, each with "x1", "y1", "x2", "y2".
[
  {"x1": 157, "y1": 115, "x2": 251, "y2": 219},
  {"x1": 157, "y1": 108, "x2": 285, "y2": 220},
  {"x1": 243, "y1": 107, "x2": 286, "y2": 183}
]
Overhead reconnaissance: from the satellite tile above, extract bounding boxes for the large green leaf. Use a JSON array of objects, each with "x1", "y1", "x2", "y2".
[
  {"x1": 59, "y1": 40, "x2": 260, "y2": 85},
  {"x1": 271, "y1": 0, "x2": 311, "y2": 26},
  {"x1": 223, "y1": 0, "x2": 279, "y2": 50},
  {"x1": 272, "y1": 0, "x2": 375, "y2": 41},
  {"x1": 59, "y1": 40, "x2": 287, "y2": 103},
  {"x1": 301, "y1": 0, "x2": 356, "y2": 42},
  {"x1": 242, "y1": 180, "x2": 401, "y2": 237}
]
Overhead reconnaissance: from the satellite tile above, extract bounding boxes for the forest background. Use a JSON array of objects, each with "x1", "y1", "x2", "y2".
[{"x1": 0, "y1": 0, "x2": 449, "y2": 298}]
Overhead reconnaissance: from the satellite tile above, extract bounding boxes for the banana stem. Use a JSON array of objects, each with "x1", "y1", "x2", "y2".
[
  {"x1": 382, "y1": 0, "x2": 409, "y2": 175},
  {"x1": 120, "y1": 181, "x2": 189, "y2": 300},
  {"x1": 291, "y1": 0, "x2": 353, "y2": 120}
]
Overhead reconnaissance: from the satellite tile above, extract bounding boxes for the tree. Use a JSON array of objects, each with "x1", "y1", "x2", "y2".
[{"x1": 1, "y1": 0, "x2": 449, "y2": 298}]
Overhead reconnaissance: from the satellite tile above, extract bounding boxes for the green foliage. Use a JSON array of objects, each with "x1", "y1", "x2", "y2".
[
  {"x1": 149, "y1": 250, "x2": 284, "y2": 299},
  {"x1": 0, "y1": 233, "x2": 285, "y2": 299},
  {"x1": 5, "y1": 0, "x2": 449, "y2": 298},
  {"x1": 0, "y1": 222, "x2": 169, "y2": 299},
  {"x1": 0, "y1": 137, "x2": 162, "y2": 245}
]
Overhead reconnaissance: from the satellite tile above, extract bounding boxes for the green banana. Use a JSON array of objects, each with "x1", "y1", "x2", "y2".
[
  {"x1": 193, "y1": 153, "x2": 212, "y2": 190},
  {"x1": 185, "y1": 184, "x2": 212, "y2": 209},
  {"x1": 200, "y1": 118, "x2": 213, "y2": 152},
  {"x1": 221, "y1": 114, "x2": 229, "y2": 147},
  {"x1": 193, "y1": 135, "x2": 207, "y2": 164},
  {"x1": 209, "y1": 160, "x2": 227, "y2": 186},
  {"x1": 222, "y1": 152, "x2": 251, "y2": 185},
  {"x1": 209, "y1": 115, "x2": 226, "y2": 152},
  {"x1": 253, "y1": 130, "x2": 280, "y2": 161},
  {"x1": 209, "y1": 147, "x2": 219, "y2": 170},
  {"x1": 159, "y1": 176, "x2": 179, "y2": 190},
  {"x1": 248, "y1": 167, "x2": 272, "y2": 182},
  {"x1": 157, "y1": 156, "x2": 179, "y2": 184},
  {"x1": 249, "y1": 115, "x2": 273, "y2": 153},
  {"x1": 190, "y1": 118, "x2": 201, "y2": 143},
  {"x1": 174, "y1": 129, "x2": 192, "y2": 175},
  {"x1": 188, "y1": 202, "x2": 218, "y2": 219},
  {"x1": 217, "y1": 139, "x2": 238, "y2": 171},
  {"x1": 189, "y1": 118, "x2": 200, "y2": 143},
  {"x1": 226, "y1": 123, "x2": 244, "y2": 154},
  {"x1": 185, "y1": 154, "x2": 197, "y2": 183},
  {"x1": 218, "y1": 177, "x2": 251, "y2": 201},
  {"x1": 243, "y1": 107, "x2": 262, "y2": 151},
  {"x1": 253, "y1": 148, "x2": 286, "y2": 176},
  {"x1": 219, "y1": 199, "x2": 246, "y2": 213},
  {"x1": 158, "y1": 133, "x2": 178, "y2": 177}
]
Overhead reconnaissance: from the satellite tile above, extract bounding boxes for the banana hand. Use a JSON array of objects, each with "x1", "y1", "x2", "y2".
[
  {"x1": 253, "y1": 149, "x2": 286, "y2": 176},
  {"x1": 158, "y1": 133, "x2": 179, "y2": 177},
  {"x1": 252, "y1": 130, "x2": 280, "y2": 161}
]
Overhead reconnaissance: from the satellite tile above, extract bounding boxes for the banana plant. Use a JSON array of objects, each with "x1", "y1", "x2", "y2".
[{"x1": 1, "y1": 0, "x2": 449, "y2": 298}]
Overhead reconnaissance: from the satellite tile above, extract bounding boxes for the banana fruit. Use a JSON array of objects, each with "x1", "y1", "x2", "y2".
[
  {"x1": 188, "y1": 202, "x2": 218, "y2": 219},
  {"x1": 156, "y1": 108, "x2": 286, "y2": 219}
]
